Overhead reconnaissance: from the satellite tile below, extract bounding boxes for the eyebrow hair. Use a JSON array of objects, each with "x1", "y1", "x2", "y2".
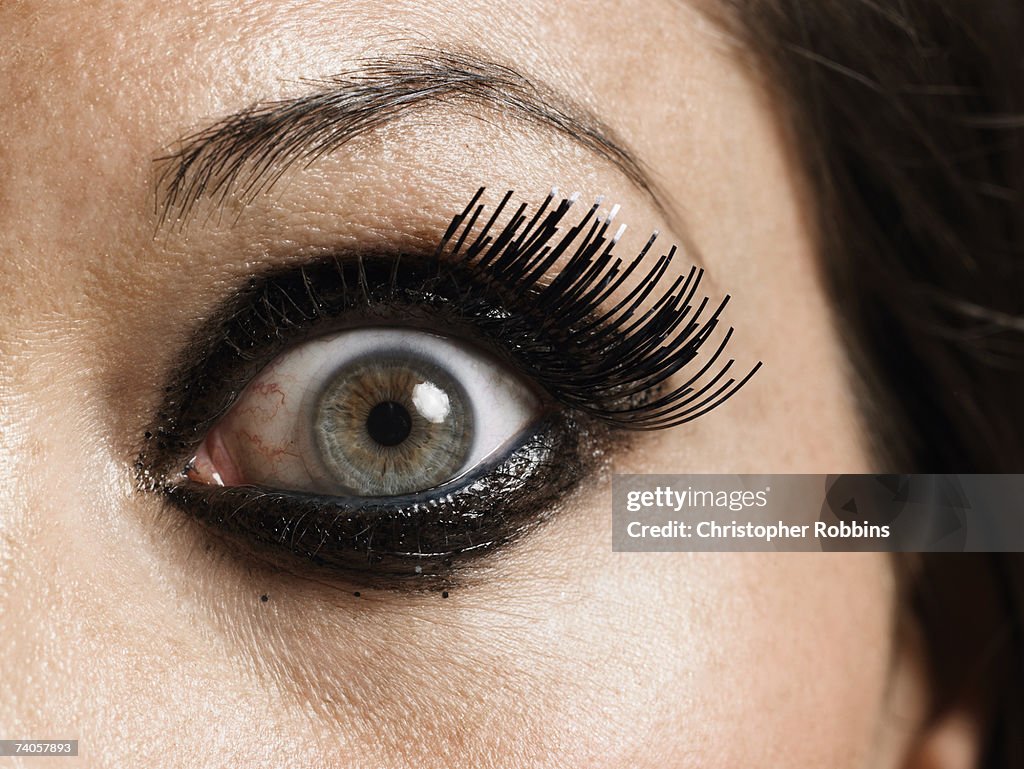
[{"x1": 156, "y1": 50, "x2": 667, "y2": 227}]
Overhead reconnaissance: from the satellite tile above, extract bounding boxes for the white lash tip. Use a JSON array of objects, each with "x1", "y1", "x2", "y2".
[
  {"x1": 612, "y1": 223, "x2": 628, "y2": 243},
  {"x1": 594, "y1": 195, "x2": 606, "y2": 206},
  {"x1": 608, "y1": 203, "x2": 621, "y2": 221},
  {"x1": 568, "y1": 191, "x2": 581, "y2": 203},
  {"x1": 550, "y1": 186, "x2": 559, "y2": 198}
]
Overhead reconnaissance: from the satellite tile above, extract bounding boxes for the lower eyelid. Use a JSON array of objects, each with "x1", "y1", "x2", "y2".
[{"x1": 161, "y1": 411, "x2": 608, "y2": 584}]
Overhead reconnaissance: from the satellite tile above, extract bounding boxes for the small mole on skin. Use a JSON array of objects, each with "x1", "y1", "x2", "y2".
[
  {"x1": 260, "y1": 594, "x2": 269, "y2": 602},
  {"x1": 353, "y1": 592, "x2": 361, "y2": 598},
  {"x1": 441, "y1": 591, "x2": 449, "y2": 599}
]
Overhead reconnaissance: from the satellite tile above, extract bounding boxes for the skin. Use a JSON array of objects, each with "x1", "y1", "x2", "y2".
[{"x1": 0, "y1": 1, "x2": 979, "y2": 767}]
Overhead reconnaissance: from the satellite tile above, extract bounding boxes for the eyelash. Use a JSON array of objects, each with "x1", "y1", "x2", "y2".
[{"x1": 138, "y1": 188, "x2": 760, "y2": 586}]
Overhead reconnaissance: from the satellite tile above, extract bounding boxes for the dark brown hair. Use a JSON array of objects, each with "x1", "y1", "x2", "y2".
[
  {"x1": 710, "y1": 2, "x2": 1024, "y2": 766},
  {"x1": 718, "y1": 0, "x2": 1024, "y2": 472}
]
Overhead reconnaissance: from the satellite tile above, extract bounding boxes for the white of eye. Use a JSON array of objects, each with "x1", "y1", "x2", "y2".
[{"x1": 208, "y1": 327, "x2": 542, "y2": 495}]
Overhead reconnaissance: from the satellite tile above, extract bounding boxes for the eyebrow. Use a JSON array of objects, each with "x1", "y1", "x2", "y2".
[{"x1": 156, "y1": 50, "x2": 668, "y2": 227}]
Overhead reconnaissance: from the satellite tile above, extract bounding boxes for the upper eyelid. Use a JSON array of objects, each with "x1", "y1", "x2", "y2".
[{"x1": 153, "y1": 48, "x2": 673, "y2": 228}]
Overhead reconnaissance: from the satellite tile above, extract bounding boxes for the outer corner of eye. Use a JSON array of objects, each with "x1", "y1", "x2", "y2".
[{"x1": 185, "y1": 326, "x2": 544, "y2": 499}]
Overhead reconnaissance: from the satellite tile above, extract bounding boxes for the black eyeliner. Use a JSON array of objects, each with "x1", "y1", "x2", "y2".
[
  {"x1": 165, "y1": 413, "x2": 600, "y2": 583},
  {"x1": 137, "y1": 187, "x2": 760, "y2": 582}
]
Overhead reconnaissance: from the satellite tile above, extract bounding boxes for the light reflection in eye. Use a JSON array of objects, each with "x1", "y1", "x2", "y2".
[
  {"x1": 412, "y1": 382, "x2": 451, "y2": 424},
  {"x1": 187, "y1": 328, "x2": 541, "y2": 497}
]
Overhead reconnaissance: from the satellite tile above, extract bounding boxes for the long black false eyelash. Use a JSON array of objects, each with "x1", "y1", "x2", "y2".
[{"x1": 421, "y1": 187, "x2": 762, "y2": 429}]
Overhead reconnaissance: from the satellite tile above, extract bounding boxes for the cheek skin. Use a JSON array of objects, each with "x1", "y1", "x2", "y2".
[
  {"x1": 114, "y1": 495, "x2": 894, "y2": 768},
  {"x1": 1, "y1": 461, "x2": 900, "y2": 767},
  {"x1": 0, "y1": 1, "x2": 911, "y2": 769}
]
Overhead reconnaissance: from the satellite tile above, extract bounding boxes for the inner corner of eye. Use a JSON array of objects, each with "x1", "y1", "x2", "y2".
[{"x1": 186, "y1": 326, "x2": 542, "y2": 499}]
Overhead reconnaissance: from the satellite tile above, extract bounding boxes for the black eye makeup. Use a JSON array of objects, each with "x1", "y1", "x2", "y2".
[{"x1": 138, "y1": 188, "x2": 761, "y2": 585}]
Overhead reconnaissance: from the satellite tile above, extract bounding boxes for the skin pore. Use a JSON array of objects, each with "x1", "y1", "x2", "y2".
[{"x1": 0, "y1": 1, "x2": 973, "y2": 767}]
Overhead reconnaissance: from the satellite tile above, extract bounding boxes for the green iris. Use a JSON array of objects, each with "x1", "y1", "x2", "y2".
[{"x1": 314, "y1": 355, "x2": 472, "y2": 496}]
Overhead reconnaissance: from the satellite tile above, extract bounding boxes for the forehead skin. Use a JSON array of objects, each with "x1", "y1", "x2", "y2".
[{"x1": 0, "y1": 2, "x2": 913, "y2": 769}]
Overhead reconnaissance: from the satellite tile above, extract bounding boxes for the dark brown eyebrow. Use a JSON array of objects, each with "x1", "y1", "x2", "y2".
[{"x1": 156, "y1": 49, "x2": 669, "y2": 227}]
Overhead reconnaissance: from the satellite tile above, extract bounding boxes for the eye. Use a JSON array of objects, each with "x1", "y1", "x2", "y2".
[
  {"x1": 142, "y1": 188, "x2": 760, "y2": 582},
  {"x1": 188, "y1": 327, "x2": 541, "y2": 497}
]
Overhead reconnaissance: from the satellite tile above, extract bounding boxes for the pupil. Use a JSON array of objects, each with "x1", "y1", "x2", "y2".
[{"x1": 365, "y1": 401, "x2": 413, "y2": 447}]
